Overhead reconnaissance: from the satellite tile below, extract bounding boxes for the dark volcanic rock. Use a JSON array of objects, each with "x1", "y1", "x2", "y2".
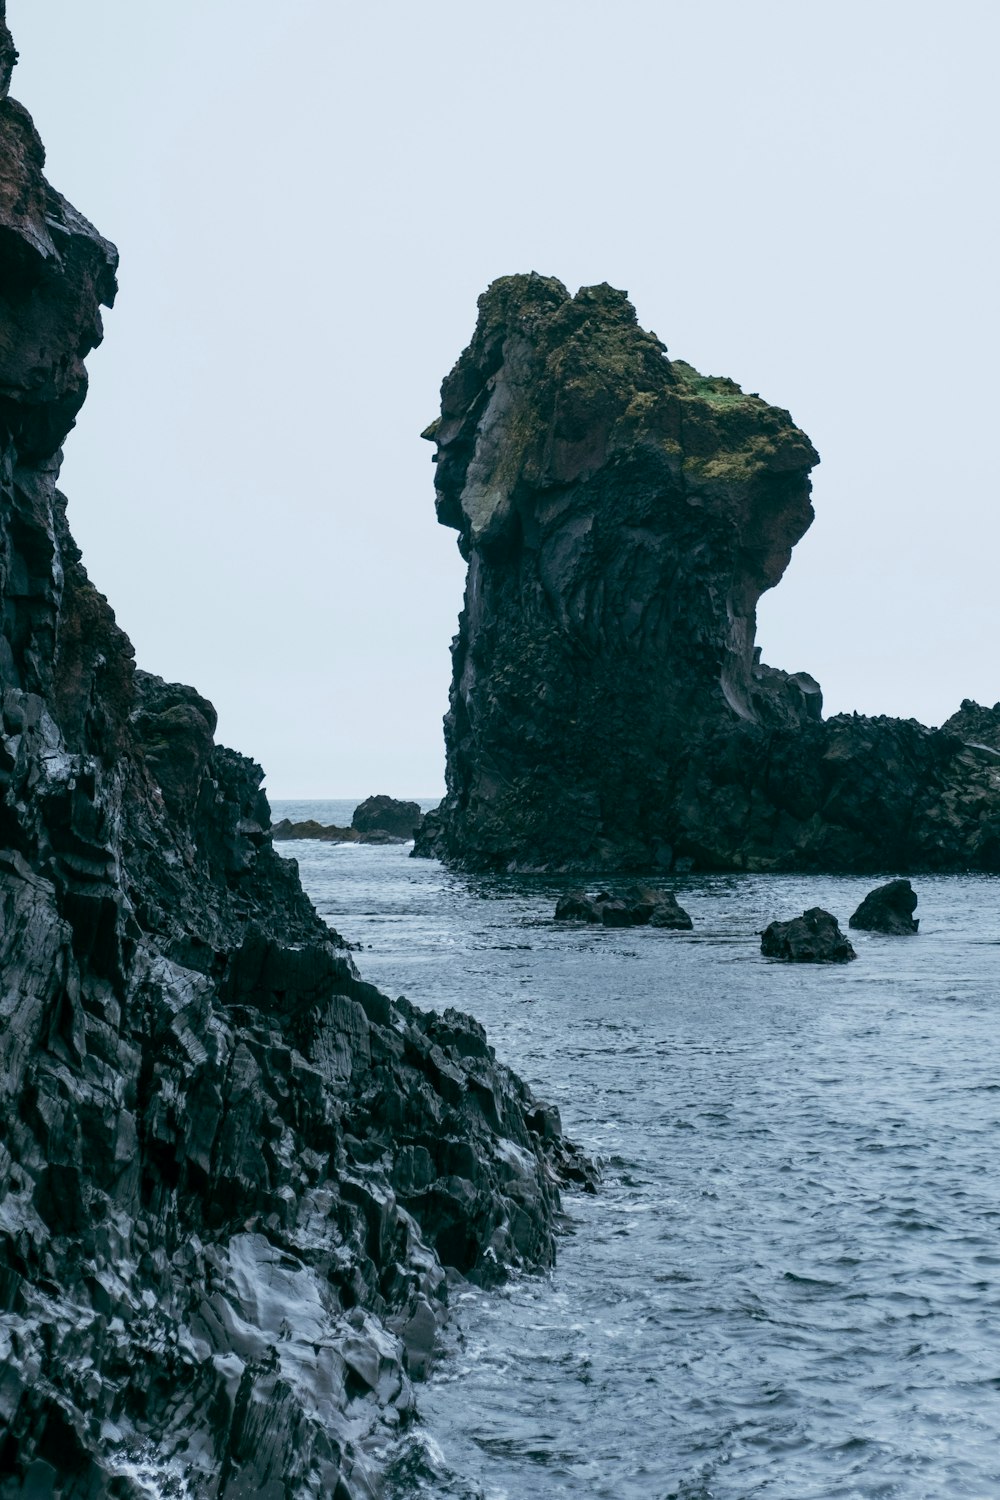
[
  {"x1": 849, "y1": 878, "x2": 919, "y2": 934},
  {"x1": 554, "y1": 886, "x2": 692, "y2": 929},
  {"x1": 941, "y1": 698, "x2": 1000, "y2": 753},
  {"x1": 554, "y1": 890, "x2": 606, "y2": 922},
  {"x1": 271, "y1": 817, "x2": 360, "y2": 842},
  {"x1": 414, "y1": 274, "x2": 1000, "y2": 875},
  {"x1": 645, "y1": 891, "x2": 694, "y2": 930},
  {"x1": 760, "y1": 907, "x2": 857, "y2": 963},
  {"x1": 352, "y1": 794, "x2": 423, "y2": 839},
  {"x1": 0, "y1": 24, "x2": 593, "y2": 1498}
]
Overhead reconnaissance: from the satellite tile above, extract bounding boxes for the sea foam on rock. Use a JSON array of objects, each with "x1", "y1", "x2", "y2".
[
  {"x1": 0, "y1": 18, "x2": 593, "y2": 1496},
  {"x1": 414, "y1": 274, "x2": 1000, "y2": 875}
]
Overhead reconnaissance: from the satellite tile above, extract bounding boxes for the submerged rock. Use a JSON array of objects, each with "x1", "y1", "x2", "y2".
[
  {"x1": 0, "y1": 23, "x2": 593, "y2": 1497},
  {"x1": 849, "y1": 878, "x2": 919, "y2": 934},
  {"x1": 414, "y1": 274, "x2": 1000, "y2": 875},
  {"x1": 352, "y1": 794, "x2": 424, "y2": 839},
  {"x1": 760, "y1": 908, "x2": 857, "y2": 963}
]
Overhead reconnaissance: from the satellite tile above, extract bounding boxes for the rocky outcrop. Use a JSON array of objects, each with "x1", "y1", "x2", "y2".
[
  {"x1": 849, "y1": 878, "x2": 919, "y2": 934},
  {"x1": 555, "y1": 886, "x2": 692, "y2": 929},
  {"x1": 352, "y1": 796, "x2": 423, "y2": 841},
  {"x1": 0, "y1": 22, "x2": 592, "y2": 1498},
  {"x1": 760, "y1": 908, "x2": 856, "y2": 963},
  {"x1": 415, "y1": 274, "x2": 1000, "y2": 874},
  {"x1": 271, "y1": 818, "x2": 360, "y2": 842}
]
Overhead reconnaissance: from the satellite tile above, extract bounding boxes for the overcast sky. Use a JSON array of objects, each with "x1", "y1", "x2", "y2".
[{"x1": 9, "y1": 1, "x2": 999, "y2": 797}]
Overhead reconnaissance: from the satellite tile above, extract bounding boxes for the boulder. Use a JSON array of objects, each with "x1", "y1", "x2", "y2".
[
  {"x1": 554, "y1": 891, "x2": 605, "y2": 922},
  {"x1": 648, "y1": 894, "x2": 695, "y2": 930},
  {"x1": 554, "y1": 886, "x2": 692, "y2": 929},
  {"x1": 760, "y1": 907, "x2": 857, "y2": 963},
  {"x1": 849, "y1": 878, "x2": 919, "y2": 934},
  {"x1": 352, "y1": 794, "x2": 424, "y2": 839}
]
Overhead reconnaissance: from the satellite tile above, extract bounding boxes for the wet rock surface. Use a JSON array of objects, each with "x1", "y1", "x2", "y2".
[
  {"x1": 760, "y1": 908, "x2": 857, "y2": 964},
  {"x1": 0, "y1": 21, "x2": 592, "y2": 1498},
  {"x1": 415, "y1": 274, "x2": 1000, "y2": 875},
  {"x1": 555, "y1": 886, "x2": 693, "y2": 929},
  {"x1": 352, "y1": 797, "x2": 424, "y2": 841},
  {"x1": 849, "y1": 878, "x2": 919, "y2": 935}
]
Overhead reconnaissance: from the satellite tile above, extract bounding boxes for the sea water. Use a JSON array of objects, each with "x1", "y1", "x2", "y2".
[{"x1": 271, "y1": 800, "x2": 1000, "y2": 1499}]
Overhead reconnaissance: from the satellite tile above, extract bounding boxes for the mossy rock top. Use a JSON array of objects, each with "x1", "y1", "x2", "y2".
[{"x1": 429, "y1": 273, "x2": 818, "y2": 541}]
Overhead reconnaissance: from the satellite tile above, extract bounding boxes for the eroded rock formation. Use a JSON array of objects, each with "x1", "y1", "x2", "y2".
[
  {"x1": 0, "y1": 21, "x2": 590, "y2": 1496},
  {"x1": 416, "y1": 275, "x2": 1000, "y2": 873}
]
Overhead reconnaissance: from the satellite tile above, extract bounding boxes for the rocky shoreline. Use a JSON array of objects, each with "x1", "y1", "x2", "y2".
[{"x1": 0, "y1": 17, "x2": 592, "y2": 1496}]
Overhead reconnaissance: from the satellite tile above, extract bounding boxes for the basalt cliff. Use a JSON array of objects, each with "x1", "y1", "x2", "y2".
[
  {"x1": 0, "y1": 20, "x2": 589, "y2": 1498},
  {"x1": 416, "y1": 274, "x2": 1000, "y2": 873}
]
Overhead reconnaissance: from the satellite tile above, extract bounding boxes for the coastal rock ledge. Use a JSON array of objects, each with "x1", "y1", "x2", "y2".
[
  {"x1": 0, "y1": 18, "x2": 591, "y2": 1498},
  {"x1": 414, "y1": 275, "x2": 1000, "y2": 873}
]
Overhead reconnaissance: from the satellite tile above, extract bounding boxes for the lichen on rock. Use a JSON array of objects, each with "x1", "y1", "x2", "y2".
[{"x1": 416, "y1": 273, "x2": 1000, "y2": 874}]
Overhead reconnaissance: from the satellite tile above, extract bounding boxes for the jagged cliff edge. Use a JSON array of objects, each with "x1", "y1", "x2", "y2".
[{"x1": 0, "y1": 17, "x2": 591, "y2": 1496}]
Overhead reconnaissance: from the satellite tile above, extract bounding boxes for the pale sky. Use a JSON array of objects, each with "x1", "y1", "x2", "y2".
[{"x1": 9, "y1": 1, "x2": 999, "y2": 797}]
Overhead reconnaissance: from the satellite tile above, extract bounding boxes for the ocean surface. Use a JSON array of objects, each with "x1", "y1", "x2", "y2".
[{"x1": 272, "y1": 800, "x2": 1000, "y2": 1500}]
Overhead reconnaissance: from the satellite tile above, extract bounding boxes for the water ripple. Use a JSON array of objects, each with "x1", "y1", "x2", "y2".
[{"x1": 273, "y1": 806, "x2": 1000, "y2": 1499}]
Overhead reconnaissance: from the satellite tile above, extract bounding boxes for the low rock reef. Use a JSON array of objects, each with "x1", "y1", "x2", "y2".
[
  {"x1": 272, "y1": 796, "x2": 424, "y2": 847},
  {"x1": 555, "y1": 886, "x2": 692, "y2": 929},
  {"x1": 0, "y1": 21, "x2": 591, "y2": 1498},
  {"x1": 414, "y1": 272, "x2": 1000, "y2": 874}
]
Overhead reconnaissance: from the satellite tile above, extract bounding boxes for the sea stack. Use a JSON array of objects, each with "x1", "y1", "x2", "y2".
[
  {"x1": 416, "y1": 275, "x2": 1000, "y2": 874},
  {"x1": 0, "y1": 22, "x2": 587, "y2": 1496}
]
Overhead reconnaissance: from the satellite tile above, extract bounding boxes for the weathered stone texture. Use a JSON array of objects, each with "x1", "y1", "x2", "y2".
[
  {"x1": 416, "y1": 274, "x2": 1000, "y2": 874},
  {"x1": 0, "y1": 20, "x2": 591, "y2": 1496}
]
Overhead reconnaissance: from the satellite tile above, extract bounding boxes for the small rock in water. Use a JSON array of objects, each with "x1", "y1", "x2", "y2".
[
  {"x1": 849, "y1": 878, "x2": 919, "y2": 934},
  {"x1": 554, "y1": 886, "x2": 693, "y2": 929},
  {"x1": 554, "y1": 891, "x2": 606, "y2": 922},
  {"x1": 271, "y1": 817, "x2": 359, "y2": 841},
  {"x1": 629, "y1": 885, "x2": 694, "y2": 930},
  {"x1": 760, "y1": 907, "x2": 856, "y2": 963}
]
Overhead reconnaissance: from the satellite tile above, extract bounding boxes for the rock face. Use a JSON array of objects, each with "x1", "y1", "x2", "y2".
[
  {"x1": 0, "y1": 24, "x2": 592, "y2": 1498},
  {"x1": 352, "y1": 795, "x2": 423, "y2": 840},
  {"x1": 849, "y1": 878, "x2": 919, "y2": 934},
  {"x1": 760, "y1": 908, "x2": 857, "y2": 964},
  {"x1": 415, "y1": 274, "x2": 1000, "y2": 874}
]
